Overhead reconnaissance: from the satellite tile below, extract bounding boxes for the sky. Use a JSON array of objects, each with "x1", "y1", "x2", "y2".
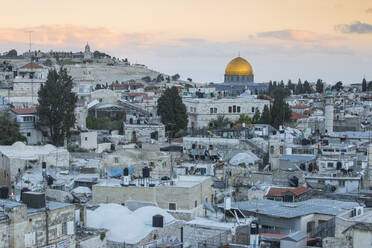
[{"x1": 1, "y1": 0, "x2": 372, "y2": 84}]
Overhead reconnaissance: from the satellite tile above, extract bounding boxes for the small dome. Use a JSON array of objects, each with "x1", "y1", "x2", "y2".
[
  {"x1": 225, "y1": 56, "x2": 253, "y2": 76},
  {"x1": 12, "y1": 142, "x2": 26, "y2": 150}
]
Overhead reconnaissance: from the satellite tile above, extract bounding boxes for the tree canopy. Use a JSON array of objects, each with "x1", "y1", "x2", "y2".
[
  {"x1": 209, "y1": 115, "x2": 230, "y2": 129},
  {"x1": 37, "y1": 68, "x2": 77, "y2": 146},
  {"x1": 157, "y1": 86, "x2": 188, "y2": 135},
  {"x1": 0, "y1": 111, "x2": 27, "y2": 145}
]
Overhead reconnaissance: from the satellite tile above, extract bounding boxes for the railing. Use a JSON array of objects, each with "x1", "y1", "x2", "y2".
[
  {"x1": 197, "y1": 231, "x2": 230, "y2": 248},
  {"x1": 309, "y1": 217, "x2": 336, "y2": 239}
]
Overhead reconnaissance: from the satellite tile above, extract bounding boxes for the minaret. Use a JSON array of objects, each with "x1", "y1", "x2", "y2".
[{"x1": 324, "y1": 90, "x2": 334, "y2": 135}]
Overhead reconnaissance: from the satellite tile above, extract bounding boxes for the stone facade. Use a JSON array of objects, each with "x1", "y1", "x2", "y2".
[
  {"x1": 184, "y1": 97, "x2": 270, "y2": 129},
  {"x1": 0, "y1": 199, "x2": 75, "y2": 248},
  {"x1": 92, "y1": 176, "x2": 212, "y2": 221},
  {"x1": 123, "y1": 123, "x2": 166, "y2": 144}
]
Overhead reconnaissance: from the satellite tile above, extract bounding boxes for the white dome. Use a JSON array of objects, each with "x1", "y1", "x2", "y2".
[
  {"x1": 133, "y1": 206, "x2": 175, "y2": 226},
  {"x1": 12, "y1": 142, "x2": 26, "y2": 150}
]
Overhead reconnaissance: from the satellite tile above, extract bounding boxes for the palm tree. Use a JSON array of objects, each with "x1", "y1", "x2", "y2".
[{"x1": 209, "y1": 115, "x2": 230, "y2": 129}]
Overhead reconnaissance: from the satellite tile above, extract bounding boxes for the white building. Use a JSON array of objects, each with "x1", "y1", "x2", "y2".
[
  {"x1": 0, "y1": 142, "x2": 70, "y2": 187},
  {"x1": 10, "y1": 107, "x2": 43, "y2": 145},
  {"x1": 12, "y1": 62, "x2": 49, "y2": 98},
  {"x1": 183, "y1": 97, "x2": 269, "y2": 129}
]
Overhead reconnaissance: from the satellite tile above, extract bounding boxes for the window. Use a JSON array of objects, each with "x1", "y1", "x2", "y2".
[
  {"x1": 237, "y1": 106, "x2": 241, "y2": 113},
  {"x1": 233, "y1": 105, "x2": 236, "y2": 113},
  {"x1": 209, "y1": 145, "x2": 213, "y2": 150},
  {"x1": 27, "y1": 132, "x2": 31, "y2": 137},
  {"x1": 169, "y1": 203, "x2": 176, "y2": 210},
  {"x1": 327, "y1": 162, "x2": 333, "y2": 168},
  {"x1": 23, "y1": 116, "x2": 34, "y2": 122},
  {"x1": 280, "y1": 146, "x2": 283, "y2": 155},
  {"x1": 229, "y1": 106, "x2": 232, "y2": 113},
  {"x1": 84, "y1": 137, "x2": 88, "y2": 141},
  {"x1": 213, "y1": 108, "x2": 217, "y2": 113},
  {"x1": 195, "y1": 201, "x2": 198, "y2": 207},
  {"x1": 252, "y1": 107, "x2": 255, "y2": 113},
  {"x1": 114, "y1": 157, "x2": 119, "y2": 164},
  {"x1": 270, "y1": 146, "x2": 274, "y2": 154},
  {"x1": 62, "y1": 222, "x2": 67, "y2": 235},
  {"x1": 339, "y1": 180, "x2": 345, "y2": 187},
  {"x1": 210, "y1": 108, "x2": 213, "y2": 114}
]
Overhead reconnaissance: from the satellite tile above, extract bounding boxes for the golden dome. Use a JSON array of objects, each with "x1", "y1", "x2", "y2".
[{"x1": 225, "y1": 56, "x2": 253, "y2": 76}]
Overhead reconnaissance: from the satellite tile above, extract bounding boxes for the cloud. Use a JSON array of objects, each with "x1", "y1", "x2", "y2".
[
  {"x1": 366, "y1": 8, "x2": 372, "y2": 14},
  {"x1": 0, "y1": 24, "x2": 156, "y2": 52},
  {"x1": 257, "y1": 29, "x2": 334, "y2": 41},
  {"x1": 335, "y1": 21, "x2": 372, "y2": 34}
]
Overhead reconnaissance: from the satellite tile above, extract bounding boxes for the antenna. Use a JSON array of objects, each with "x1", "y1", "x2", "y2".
[{"x1": 26, "y1": 30, "x2": 33, "y2": 60}]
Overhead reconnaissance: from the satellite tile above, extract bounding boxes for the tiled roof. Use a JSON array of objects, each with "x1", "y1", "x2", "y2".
[
  {"x1": 291, "y1": 112, "x2": 307, "y2": 120},
  {"x1": 20, "y1": 62, "x2": 44, "y2": 69},
  {"x1": 266, "y1": 186, "x2": 309, "y2": 197},
  {"x1": 292, "y1": 104, "x2": 309, "y2": 109},
  {"x1": 11, "y1": 108, "x2": 37, "y2": 115}
]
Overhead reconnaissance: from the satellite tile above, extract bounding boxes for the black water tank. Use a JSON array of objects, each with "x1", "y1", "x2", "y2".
[
  {"x1": 20, "y1": 187, "x2": 30, "y2": 202},
  {"x1": 0, "y1": 186, "x2": 8, "y2": 199},
  {"x1": 250, "y1": 220, "x2": 259, "y2": 234},
  {"x1": 289, "y1": 176, "x2": 299, "y2": 187},
  {"x1": 143, "y1": 167, "x2": 150, "y2": 178},
  {"x1": 22, "y1": 192, "x2": 46, "y2": 209},
  {"x1": 123, "y1": 168, "x2": 129, "y2": 176},
  {"x1": 47, "y1": 176, "x2": 54, "y2": 186},
  {"x1": 152, "y1": 214, "x2": 164, "y2": 227}
]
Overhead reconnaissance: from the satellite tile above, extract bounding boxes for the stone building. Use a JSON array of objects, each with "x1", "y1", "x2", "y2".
[
  {"x1": 123, "y1": 117, "x2": 166, "y2": 144},
  {"x1": 9, "y1": 107, "x2": 43, "y2": 145},
  {"x1": 12, "y1": 62, "x2": 49, "y2": 98},
  {"x1": 184, "y1": 97, "x2": 270, "y2": 129},
  {"x1": 102, "y1": 144, "x2": 172, "y2": 179},
  {"x1": 0, "y1": 198, "x2": 75, "y2": 248},
  {"x1": 0, "y1": 142, "x2": 70, "y2": 187},
  {"x1": 92, "y1": 176, "x2": 212, "y2": 221}
]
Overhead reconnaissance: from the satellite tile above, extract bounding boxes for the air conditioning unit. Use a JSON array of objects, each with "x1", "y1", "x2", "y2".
[{"x1": 354, "y1": 206, "x2": 364, "y2": 216}]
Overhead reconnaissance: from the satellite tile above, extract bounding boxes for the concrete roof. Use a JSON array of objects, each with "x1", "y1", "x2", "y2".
[
  {"x1": 0, "y1": 142, "x2": 65, "y2": 159},
  {"x1": 279, "y1": 154, "x2": 316, "y2": 163},
  {"x1": 221, "y1": 199, "x2": 359, "y2": 219}
]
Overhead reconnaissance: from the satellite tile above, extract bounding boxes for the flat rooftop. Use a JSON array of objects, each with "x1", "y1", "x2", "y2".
[
  {"x1": 96, "y1": 175, "x2": 210, "y2": 188},
  {"x1": 220, "y1": 199, "x2": 359, "y2": 219}
]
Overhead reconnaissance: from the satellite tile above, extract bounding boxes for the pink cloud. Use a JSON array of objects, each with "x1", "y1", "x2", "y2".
[{"x1": 0, "y1": 24, "x2": 156, "y2": 51}]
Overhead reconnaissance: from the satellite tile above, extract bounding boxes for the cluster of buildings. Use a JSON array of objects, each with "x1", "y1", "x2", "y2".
[{"x1": 0, "y1": 50, "x2": 371, "y2": 248}]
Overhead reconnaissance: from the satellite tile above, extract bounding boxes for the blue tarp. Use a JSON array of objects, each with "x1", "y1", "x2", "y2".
[
  {"x1": 109, "y1": 167, "x2": 133, "y2": 177},
  {"x1": 110, "y1": 168, "x2": 123, "y2": 177}
]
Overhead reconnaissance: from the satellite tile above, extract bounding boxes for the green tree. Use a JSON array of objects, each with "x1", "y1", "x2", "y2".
[
  {"x1": 6, "y1": 49, "x2": 17, "y2": 57},
  {"x1": 252, "y1": 108, "x2": 261, "y2": 124},
  {"x1": 331, "y1": 81, "x2": 343, "y2": 91},
  {"x1": 303, "y1": 80, "x2": 312, "y2": 93},
  {"x1": 157, "y1": 86, "x2": 188, "y2": 134},
  {"x1": 260, "y1": 105, "x2": 271, "y2": 124},
  {"x1": 362, "y1": 78, "x2": 367, "y2": 92},
  {"x1": 0, "y1": 112, "x2": 27, "y2": 145},
  {"x1": 271, "y1": 97, "x2": 291, "y2": 128},
  {"x1": 37, "y1": 68, "x2": 77, "y2": 146},
  {"x1": 316, "y1": 79, "x2": 324, "y2": 93},
  {"x1": 209, "y1": 115, "x2": 230, "y2": 129},
  {"x1": 235, "y1": 114, "x2": 252, "y2": 126},
  {"x1": 296, "y1": 79, "x2": 303, "y2": 94}
]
